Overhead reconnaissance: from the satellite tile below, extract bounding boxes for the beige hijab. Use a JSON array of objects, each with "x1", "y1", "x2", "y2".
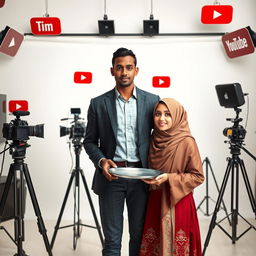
[
  {"x1": 148, "y1": 98, "x2": 193, "y2": 172},
  {"x1": 149, "y1": 98, "x2": 204, "y2": 212}
]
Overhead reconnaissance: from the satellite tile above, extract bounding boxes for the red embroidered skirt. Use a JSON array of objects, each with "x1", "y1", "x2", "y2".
[{"x1": 140, "y1": 190, "x2": 202, "y2": 256}]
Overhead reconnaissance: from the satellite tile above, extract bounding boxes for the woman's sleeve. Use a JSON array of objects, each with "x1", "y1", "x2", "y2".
[{"x1": 168, "y1": 138, "x2": 205, "y2": 206}]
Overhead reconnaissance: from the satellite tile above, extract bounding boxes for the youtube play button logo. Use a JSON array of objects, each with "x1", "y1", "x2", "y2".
[
  {"x1": 9, "y1": 100, "x2": 28, "y2": 112},
  {"x1": 201, "y1": 5, "x2": 233, "y2": 24},
  {"x1": 74, "y1": 72, "x2": 92, "y2": 84},
  {"x1": 152, "y1": 76, "x2": 170, "y2": 88},
  {"x1": 0, "y1": 26, "x2": 24, "y2": 57}
]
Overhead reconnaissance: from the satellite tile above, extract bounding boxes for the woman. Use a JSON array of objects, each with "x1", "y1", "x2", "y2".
[{"x1": 139, "y1": 98, "x2": 204, "y2": 256}]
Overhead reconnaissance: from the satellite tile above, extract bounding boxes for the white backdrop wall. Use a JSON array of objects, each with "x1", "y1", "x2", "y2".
[{"x1": 0, "y1": 0, "x2": 256, "y2": 220}]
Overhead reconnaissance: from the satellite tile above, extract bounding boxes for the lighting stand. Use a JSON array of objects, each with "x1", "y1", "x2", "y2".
[{"x1": 50, "y1": 140, "x2": 104, "y2": 250}]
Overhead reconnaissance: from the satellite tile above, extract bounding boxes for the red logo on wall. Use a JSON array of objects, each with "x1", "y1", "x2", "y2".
[
  {"x1": 201, "y1": 5, "x2": 233, "y2": 24},
  {"x1": 222, "y1": 28, "x2": 255, "y2": 58},
  {"x1": 74, "y1": 72, "x2": 92, "y2": 84},
  {"x1": 0, "y1": 0, "x2": 5, "y2": 8},
  {"x1": 30, "y1": 17, "x2": 61, "y2": 35},
  {"x1": 0, "y1": 26, "x2": 24, "y2": 57},
  {"x1": 9, "y1": 100, "x2": 28, "y2": 112},
  {"x1": 152, "y1": 76, "x2": 170, "y2": 88}
]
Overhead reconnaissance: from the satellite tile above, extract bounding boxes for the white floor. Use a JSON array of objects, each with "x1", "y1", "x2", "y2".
[{"x1": 0, "y1": 217, "x2": 256, "y2": 256}]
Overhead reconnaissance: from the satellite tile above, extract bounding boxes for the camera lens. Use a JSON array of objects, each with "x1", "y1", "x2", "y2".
[{"x1": 29, "y1": 124, "x2": 44, "y2": 138}]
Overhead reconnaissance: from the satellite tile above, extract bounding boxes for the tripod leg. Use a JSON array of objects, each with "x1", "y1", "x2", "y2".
[
  {"x1": 51, "y1": 170, "x2": 75, "y2": 249},
  {"x1": 230, "y1": 162, "x2": 238, "y2": 243},
  {"x1": 0, "y1": 164, "x2": 14, "y2": 218},
  {"x1": 14, "y1": 168, "x2": 26, "y2": 255},
  {"x1": 80, "y1": 169, "x2": 104, "y2": 247},
  {"x1": 208, "y1": 160, "x2": 231, "y2": 225},
  {"x1": 203, "y1": 160, "x2": 232, "y2": 256},
  {"x1": 196, "y1": 197, "x2": 207, "y2": 211},
  {"x1": 73, "y1": 170, "x2": 80, "y2": 250},
  {"x1": 239, "y1": 159, "x2": 256, "y2": 215},
  {"x1": 22, "y1": 163, "x2": 53, "y2": 256}
]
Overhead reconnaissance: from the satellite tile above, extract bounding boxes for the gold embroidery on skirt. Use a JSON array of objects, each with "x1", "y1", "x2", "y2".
[
  {"x1": 173, "y1": 229, "x2": 190, "y2": 256},
  {"x1": 140, "y1": 228, "x2": 160, "y2": 255}
]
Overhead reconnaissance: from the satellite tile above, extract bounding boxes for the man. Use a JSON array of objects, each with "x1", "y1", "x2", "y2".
[{"x1": 83, "y1": 47, "x2": 159, "y2": 256}]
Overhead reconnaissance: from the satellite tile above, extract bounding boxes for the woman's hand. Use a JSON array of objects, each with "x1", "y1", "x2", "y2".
[{"x1": 142, "y1": 173, "x2": 168, "y2": 186}]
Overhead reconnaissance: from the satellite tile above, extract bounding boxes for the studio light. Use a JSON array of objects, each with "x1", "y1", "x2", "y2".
[
  {"x1": 215, "y1": 83, "x2": 245, "y2": 108},
  {"x1": 0, "y1": 26, "x2": 24, "y2": 57},
  {"x1": 143, "y1": 0, "x2": 159, "y2": 36},
  {"x1": 98, "y1": 0, "x2": 115, "y2": 35}
]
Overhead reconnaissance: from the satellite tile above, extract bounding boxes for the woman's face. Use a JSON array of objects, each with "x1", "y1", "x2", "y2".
[{"x1": 154, "y1": 103, "x2": 173, "y2": 131}]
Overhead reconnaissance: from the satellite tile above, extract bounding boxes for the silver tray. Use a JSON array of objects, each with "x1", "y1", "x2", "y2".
[{"x1": 109, "y1": 167, "x2": 161, "y2": 179}]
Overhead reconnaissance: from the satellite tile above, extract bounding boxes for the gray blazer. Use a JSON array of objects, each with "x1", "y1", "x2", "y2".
[{"x1": 83, "y1": 87, "x2": 159, "y2": 195}]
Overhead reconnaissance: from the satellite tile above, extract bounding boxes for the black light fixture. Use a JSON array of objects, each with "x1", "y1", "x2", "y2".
[
  {"x1": 215, "y1": 83, "x2": 245, "y2": 108},
  {"x1": 98, "y1": 0, "x2": 115, "y2": 35},
  {"x1": 246, "y1": 26, "x2": 256, "y2": 46},
  {"x1": 143, "y1": 0, "x2": 159, "y2": 36}
]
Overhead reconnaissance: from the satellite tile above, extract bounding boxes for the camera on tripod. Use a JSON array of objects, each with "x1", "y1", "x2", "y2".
[
  {"x1": 60, "y1": 108, "x2": 86, "y2": 141},
  {"x1": 2, "y1": 111, "x2": 44, "y2": 141}
]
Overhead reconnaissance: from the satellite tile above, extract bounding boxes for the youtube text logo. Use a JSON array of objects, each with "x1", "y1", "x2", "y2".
[
  {"x1": 30, "y1": 17, "x2": 61, "y2": 35},
  {"x1": 201, "y1": 5, "x2": 233, "y2": 24},
  {"x1": 9, "y1": 100, "x2": 28, "y2": 113},
  {"x1": 74, "y1": 72, "x2": 92, "y2": 84},
  {"x1": 0, "y1": 26, "x2": 24, "y2": 57},
  {"x1": 222, "y1": 28, "x2": 255, "y2": 58},
  {"x1": 0, "y1": 0, "x2": 5, "y2": 8},
  {"x1": 152, "y1": 76, "x2": 170, "y2": 88}
]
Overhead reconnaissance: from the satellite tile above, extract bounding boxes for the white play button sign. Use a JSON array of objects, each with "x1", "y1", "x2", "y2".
[
  {"x1": 159, "y1": 79, "x2": 165, "y2": 85},
  {"x1": 15, "y1": 103, "x2": 22, "y2": 110},
  {"x1": 8, "y1": 37, "x2": 15, "y2": 48},
  {"x1": 213, "y1": 10, "x2": 222, "y2": 19},
  {"x1": 81, "y1": 74, "x2": 87, "y2": 81}
]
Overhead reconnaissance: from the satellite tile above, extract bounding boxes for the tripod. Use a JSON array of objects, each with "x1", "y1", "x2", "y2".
[
  {"x1": 203, "y1": 108, "x2": 256, "y2": 255},
  {"x1": 197, "y1": 157, "x2": 230, "y2": 222},
  {"x1": 50, "y1": 140, "x2": 104, "y2": 250},
  {"x1": 0, "y1": 142, "x2": 53, "y2": 256}
]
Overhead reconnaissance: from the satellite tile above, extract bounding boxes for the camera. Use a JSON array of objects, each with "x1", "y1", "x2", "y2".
[
  {"x1": 223, "y1": 125, "x2": 246, "y2": 141},
  {"x1": 60, "y1": 108, "x2": 86, "y2": 141},
  {"x1": 2, "y1": 111, "x2": 44, "y2": 141}
]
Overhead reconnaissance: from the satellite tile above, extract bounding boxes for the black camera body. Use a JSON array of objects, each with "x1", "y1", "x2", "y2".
[
  {"x1": 60, "y1": 108, "x2": 86, "y2": 141},
  {"x1": 223, "y1": 125, "x2": 246, "y2": 141},
  {"x1": 2, "y1": 111, "x2": 44, "y2": 141},
  {"x1": 60, "y1": 122, "x2": 86, "y2": 139}
]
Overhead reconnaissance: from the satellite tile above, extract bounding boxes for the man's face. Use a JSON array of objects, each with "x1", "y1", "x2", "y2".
[{"x1": 111, "y1": 56, "x2": 139, "y2": 88}]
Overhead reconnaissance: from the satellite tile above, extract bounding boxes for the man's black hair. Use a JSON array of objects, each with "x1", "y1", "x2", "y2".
[{"x1": 112, "y1": 47, "x2": 137, "y2": 67}]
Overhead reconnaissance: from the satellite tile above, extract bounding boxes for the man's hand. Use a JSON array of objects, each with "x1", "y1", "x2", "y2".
[
  {"x1": 100, "y1": 158, "x2": 118, "y2": 181},
  {"x1": 142, "y1": 173, "x2": 168, "y2": 186}
]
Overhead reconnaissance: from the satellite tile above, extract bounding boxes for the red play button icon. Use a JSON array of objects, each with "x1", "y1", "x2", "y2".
[
  {"x1": 74, "y1": 72, "x2": 92, "y2": 84},
  {"x1": 152, "y1": 76, "x2": 170, "y2": 88},
  {"x1": 9, "y1": 100, "x2": 28, "y2": 112},
  {"x1": 201, "y1": 5, "x2": 233, "y2": 24}
]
